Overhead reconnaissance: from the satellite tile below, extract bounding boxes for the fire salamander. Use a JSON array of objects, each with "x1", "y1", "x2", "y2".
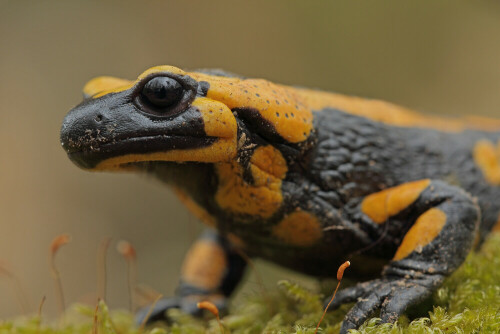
[{"x1": 60, "y1": 65, "x2": 500, "y2": 333}]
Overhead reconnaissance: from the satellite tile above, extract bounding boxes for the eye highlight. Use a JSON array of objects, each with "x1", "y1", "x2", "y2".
[{"x1": 141, "y1": 77, "x2": 184, "y2": 108}]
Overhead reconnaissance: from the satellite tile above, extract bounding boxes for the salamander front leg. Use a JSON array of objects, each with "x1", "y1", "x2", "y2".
[
  {"x1": 328, "y1": 180, "x2": 480, "y2": 334},
  {"x1": 136, "y1": 230, "x2": 247, "y2": 324}
]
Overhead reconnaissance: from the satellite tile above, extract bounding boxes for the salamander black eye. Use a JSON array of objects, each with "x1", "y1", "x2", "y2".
[{"x1": 141, "y1": 77, "x2": 183, "y2": 108}]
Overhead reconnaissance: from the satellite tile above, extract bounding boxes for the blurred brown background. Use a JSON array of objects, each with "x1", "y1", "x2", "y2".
[{"x1": 1, "y1": 0, "x2": 500, "y2": 318}]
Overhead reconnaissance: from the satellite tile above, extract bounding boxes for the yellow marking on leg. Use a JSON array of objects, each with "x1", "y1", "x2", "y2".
[
  {"x1": 473, "y1": 139, "x2": 500, "y2": 185},
  {"x1": 181, "y1": 239, "x2": 227, "y2": 290},
  {"x1": 393, "y1": 208, "x2": 447, "y2": 261},
  {"x1": 174, "y1": 187, "x2": 217, "y2": 228},
  {"x1": 272, "y1": 210, "x2": 322, "y2": 247},
  {"x1": 361, "y1": 179, "x2": 431, "y2": 224},
  {"x1": 215, "y1": 145, "x2": 287, "y2": 218}
]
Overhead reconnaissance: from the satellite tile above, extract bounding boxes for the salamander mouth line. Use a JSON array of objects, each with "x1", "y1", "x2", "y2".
[
  {"x1": 65, "y1": 133, "x2": 224, "y2": 169},
  {"x1": 64, "y1": 134, "x2": 221, "y2": 155}
]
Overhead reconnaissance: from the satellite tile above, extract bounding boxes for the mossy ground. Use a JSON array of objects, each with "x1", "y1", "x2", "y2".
[{"x1": 2, "y1": 234, "x2": 499, "y2": 334}]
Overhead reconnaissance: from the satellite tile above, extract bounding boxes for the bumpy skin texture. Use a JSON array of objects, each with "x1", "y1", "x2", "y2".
[{"x1": 60, "y1": 66, "x2": 500, "y2": 333}]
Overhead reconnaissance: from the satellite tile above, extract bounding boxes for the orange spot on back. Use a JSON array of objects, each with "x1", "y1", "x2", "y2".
[
  {"x1": 393, "y1": 208, "x2": 447, "y2": 261},
  {"x1": 473, "y1": 139, "x2": 500, "y2": 185},
  {"x1": 464, "y1": 116, "x2": 500, "y2": 132},
  {"x1": 272, "y1": 210, "x2": 322, "y2": 247},
  {"x1": 361, "y1": 179, "x2": 431, "y2": 224},
  {"x1": 294, "y1": 88, "x2": 500, "y2": 133}
]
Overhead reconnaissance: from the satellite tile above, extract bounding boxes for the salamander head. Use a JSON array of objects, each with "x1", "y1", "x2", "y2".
[{"x1": 60, "y1": 65, "x2": 313, "y2": 171}]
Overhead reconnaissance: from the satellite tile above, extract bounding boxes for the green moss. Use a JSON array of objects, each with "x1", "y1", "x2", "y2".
[{"x1": 2, "y1": 234, "x2": 499, "y2": 334}]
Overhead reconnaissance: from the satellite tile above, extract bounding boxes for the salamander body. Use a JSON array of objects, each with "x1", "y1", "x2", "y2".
[{"x1": 60, "y1": 66, "x2": 500, "y2": 333}]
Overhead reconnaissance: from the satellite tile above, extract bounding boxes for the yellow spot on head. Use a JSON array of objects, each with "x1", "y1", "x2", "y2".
[
  {"x1": 138, "y1": 65, "x2": 187, "y2": 79},
  {"x1": 191, "y1": 98, "x2": 237, "y2": 139},
  {"x1": 473, "y1": 139, "x2": 500, "y2": 185},
  {"x1": 361, "y1": 179, "x2": 431, "y2": 224},
  {"x1": 84, "y1": 65, "x2": 187, "y2": 99},
  {"x1": 188, "y1": 72, "x2": 314, "y2": 143},
  {"x1": 84, "y1": 76, "x2": 134, "y2": 98},
  {"x1": 272, "y1": 210, "x2": 322, "y2": 247},
  {"x1": 393, "y1": 208, "x2": 446, "y2": 261}
]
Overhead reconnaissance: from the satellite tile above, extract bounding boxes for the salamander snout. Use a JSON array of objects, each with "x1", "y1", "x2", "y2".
[{"x1": 60, "y1": 98, "x2": 114, "y2": 155}]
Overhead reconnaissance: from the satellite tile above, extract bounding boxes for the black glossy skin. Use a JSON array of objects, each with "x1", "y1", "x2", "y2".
[
  {"x1": 61, "y1": 69, "x2": 499, "y2": 333},
  {"x1": 147, "y1": 109, "x2": 497, "y2": 273}
]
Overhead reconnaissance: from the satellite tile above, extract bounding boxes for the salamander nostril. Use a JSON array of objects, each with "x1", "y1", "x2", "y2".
[{"x1": 95, "y1": 115, "x2": 103, "y2": 122}]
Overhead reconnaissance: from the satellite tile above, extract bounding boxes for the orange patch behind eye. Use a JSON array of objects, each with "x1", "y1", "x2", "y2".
[
  {"x1": 361, "y1": 179, "x2": 431, "y2": 224},
  {"x1": 272, "y1": 210, "x2": 322, "y2": 247},
  {"x1": 473, "y1": 139, "x2": 500, "y2": 185},
  {"x1": 393, "y1": 208, "x2": 447, "y2": 261},
  {"x1": 84, "y1": 76, "x2": 134, "y2": 98},
  {"x1": 190, "y1": 73, "x2": 314, "y2": 143},
  {"x1": 192, "y1": 98, "x2": 237, "y2": 139}
]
